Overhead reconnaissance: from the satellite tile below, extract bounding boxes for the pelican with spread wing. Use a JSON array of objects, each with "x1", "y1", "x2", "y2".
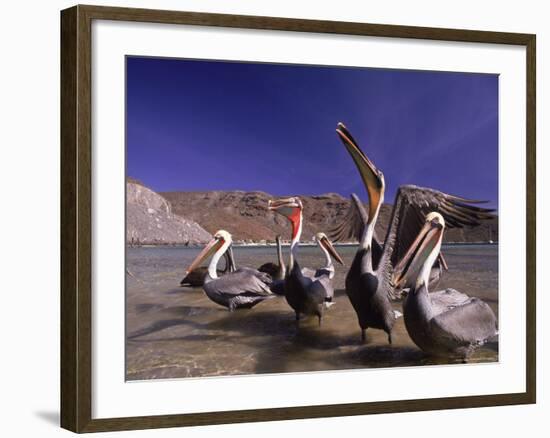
[{"x1": 332, "y1": 122, "x2": 494, "y2": 344}]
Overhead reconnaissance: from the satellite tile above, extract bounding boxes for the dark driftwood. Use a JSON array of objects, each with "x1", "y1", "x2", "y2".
[{"x1": 60, "y1": 4, "x2": 536, "y2": 433}]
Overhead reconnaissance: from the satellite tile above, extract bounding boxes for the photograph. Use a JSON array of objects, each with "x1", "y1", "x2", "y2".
[{"x1": 125, "y1": 56, "x2": 499, "y2": 381}]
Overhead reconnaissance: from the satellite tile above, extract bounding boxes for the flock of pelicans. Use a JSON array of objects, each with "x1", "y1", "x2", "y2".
[{"x1": 180, "y1": 123, "x2": 498, "y2": 362}]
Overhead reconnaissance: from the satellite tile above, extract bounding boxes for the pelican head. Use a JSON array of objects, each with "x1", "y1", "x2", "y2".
[
  {"x1": 268, "y1": 196, "x2": 303, "y2": 216},
  {"x1": 185, "y1": 230, "x2": 232, "y2": 275},
  {"x1": 315, "y1": 232, "x2": 345, "y2": 265},
  {"x1": 268, "y1": 197, "x2": 303, "y2": 239},
  {"x1": 392, "y1": 212, "x2": 445, "y2": 289},
  {"x1": 336, "y1": 122, "x2": 385, "y2": 223}
]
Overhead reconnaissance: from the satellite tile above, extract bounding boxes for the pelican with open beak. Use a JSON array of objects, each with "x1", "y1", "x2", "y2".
[
  {"x1": 335, "y1": 123, "x2": 400, "y2": 343},
  {"x1": 183, "y1": 230, "x2": 274, "y2": 311},
  {"x1": 393, "y1": 212, "x2": 498, "y2": 360},
  {"x1": 269, "y1": 197, "x2": 343, "y2": 324}
]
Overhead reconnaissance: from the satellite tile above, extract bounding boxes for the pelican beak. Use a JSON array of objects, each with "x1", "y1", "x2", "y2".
[
  {"x1": 320, "y1": 235, "x2": 345, "y2": 265},
  {"x1": 392, "y1": 218, "x2": 444, "y2": 289},
  {"x1": 185, "y1": 236, "x2": 225, "y2": 274},
  {"x1": 268, "y1": 197, "x2": 301, "y2": 214},
  {"x1": 268, "y1": 197, "x2": 303, "y2": 224},
  {"x1": 336, "y1": 123, "x2": 384, "y2": 223}
]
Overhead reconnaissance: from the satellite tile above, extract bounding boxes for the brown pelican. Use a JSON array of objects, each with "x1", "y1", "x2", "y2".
[
  {"x1": 302, "y1": 232, "x2": 345, "y2": 282},
  {"x1": 180, "y1": 250, "x2": 232, "y2": 287},
  {"x1": 257, "y1": 235, "x2": 286, "y2": 295},
  {"x1": 268, "y1": 198, "x2": 344, "y2": 324},
  {"x1": 184, "y1": 230, "x2": 275, "y2": 311},
  {"x1": 258, "y1": 235, "x2": 286, "y2": 279},
  {"x1": 392, "y1": 212, "x2": 498, "y2": 360},
  {"x1": 333, "y1": 122, "x2": 494, "y2": 343}
]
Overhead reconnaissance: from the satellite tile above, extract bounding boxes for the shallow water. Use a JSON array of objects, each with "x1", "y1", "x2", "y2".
[{"x1": 126, "y1": 244, "x2": 498, "y2": 380}]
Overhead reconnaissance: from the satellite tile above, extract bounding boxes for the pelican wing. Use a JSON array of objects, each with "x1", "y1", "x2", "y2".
[
  {"x1": 204, "y1": 270, "x2": 273, "y2": 298},
  {"x1": 329, "y1": 193, "x2": 369, "y2": 241},
  {"x1": 233, "y1": 267, "x2": 272, "y2": 284},
  {"x1": 381, "y1": 185, "x2": 495, "y2": 274},
  {"x1": 429, "y1": 288, "x2": 472, "y2": 317},
  {"x1": 315, "y1": 276, "x2": 335, "y2": 302},
  {"x1": 301, "y1": 267, "x2": 317, "y2": 278},
  {"x1": 302, "y1": 266, "x2": 332, "y2": 279},
  {"x1": 313, "y1": 267, "x2": 332, "y2": 279},
  {"x1": 328, "y1": 193, "x2": 383, "y2": 261},
  {"x1": 430, "y1": 298, "x2": 498, "y2": 344},
  {"x1": 307, "y1": 276, "x2": 332, "y2": 305}
]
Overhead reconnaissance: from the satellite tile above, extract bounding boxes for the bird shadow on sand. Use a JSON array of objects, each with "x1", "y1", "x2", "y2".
[
  {"x1": 134, "y1": 303, "x2": 165, "y2": 314},
  {"x1": 250, "y1": 323, "x2": 438, "y2": 374},
  {"x1": 127, "y1": 303, "x2": 220, "y2": 337},
  {"x1": 127, "y1": 303, "x2": 281, "y2": 341},
  {"x1": 165, "y1": 286, "x2": 203, "y2": 295},
  {"x1": 129, "y1": 333, "x2": 219, "y2": 343},
  {"x1": 127, "y1": 318, "x2": 191, "y2": 340},
  {"x1": 330, "y1": 345, "x2": 433, "y2": 368},
  {"x1": 127, "y1": 299, "x2": 358, "y2": 349}
]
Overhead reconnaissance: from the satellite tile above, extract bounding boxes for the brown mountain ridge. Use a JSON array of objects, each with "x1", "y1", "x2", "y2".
[{"x1": 161, "y1": 190, "x2": 498, "y2": 244}]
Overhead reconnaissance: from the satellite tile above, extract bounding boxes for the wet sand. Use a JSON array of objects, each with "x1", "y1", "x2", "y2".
[{"x1": 126, "y1": 244, "x2": 498, "y2": 381}]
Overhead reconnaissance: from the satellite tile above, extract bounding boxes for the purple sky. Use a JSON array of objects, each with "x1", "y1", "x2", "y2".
[{"x1": 126, "y1": 56, "x2": 498, "y2": 208}]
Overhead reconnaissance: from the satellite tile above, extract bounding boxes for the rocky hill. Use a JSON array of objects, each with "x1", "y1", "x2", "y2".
[
  {"x1": 161, "y1": 190, "x2": 498, "y2": 244},
  {"x1": 126, "y1": 181, "x2": 211, "y2": 245}
]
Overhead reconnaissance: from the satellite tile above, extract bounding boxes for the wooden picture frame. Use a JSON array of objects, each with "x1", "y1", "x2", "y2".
[{"x1": 60, "y1": 4, "x2": 536, "y2": 433}]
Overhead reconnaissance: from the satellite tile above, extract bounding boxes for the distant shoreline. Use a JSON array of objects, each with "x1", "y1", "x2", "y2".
[{"x1": 127, "y1": 241, "x2": 499, "y2": 248}]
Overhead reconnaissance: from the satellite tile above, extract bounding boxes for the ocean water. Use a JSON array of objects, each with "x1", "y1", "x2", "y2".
[{"x1": 126, "y1": 244, "x2": 498, "y2": 380}]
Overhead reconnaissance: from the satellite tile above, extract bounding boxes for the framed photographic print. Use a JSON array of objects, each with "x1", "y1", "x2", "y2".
[{"x1": 60, "y1": 4, "x2": 536, "y2": 433}]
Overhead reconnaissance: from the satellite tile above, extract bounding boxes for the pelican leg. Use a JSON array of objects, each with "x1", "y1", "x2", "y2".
[
  {"x1": 387, "y1": 332, "x2": 393, "y2": 345},
  {"x1": 318, "y1": 315, "x2": 322, "y2": 327},
  {"x1": 361, "y1": 328, "x2": 367, "y2": 344}
]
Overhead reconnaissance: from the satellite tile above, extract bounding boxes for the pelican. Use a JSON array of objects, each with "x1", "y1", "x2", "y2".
[
  {"x1": 332, "y1": 122, "x2": 494, "y2": 343},
  {"x1": 392, "y1": 212, "x2": 498, "y2": 360},
  {"x1": 299, "y1": 232, "x2": 345, "y2": 308},
  {"x1": 257, "y1": 235, "x2": 286, "y2": 295},
  {"x1": 268, "y1": 197, "x2": 344, "y2": 325},
  {"x1": 180, "y1": 250, "x2": 232, "y2": 287},
  {"x1": 302, "y1": 232, "x2": 344, "y2": 281},
  {"x1": 258, "y1": 235, "x2": 286, "y2": 279},
  {"x1": 184, "y1": 230, "x2": 275, "y2": 311}
]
